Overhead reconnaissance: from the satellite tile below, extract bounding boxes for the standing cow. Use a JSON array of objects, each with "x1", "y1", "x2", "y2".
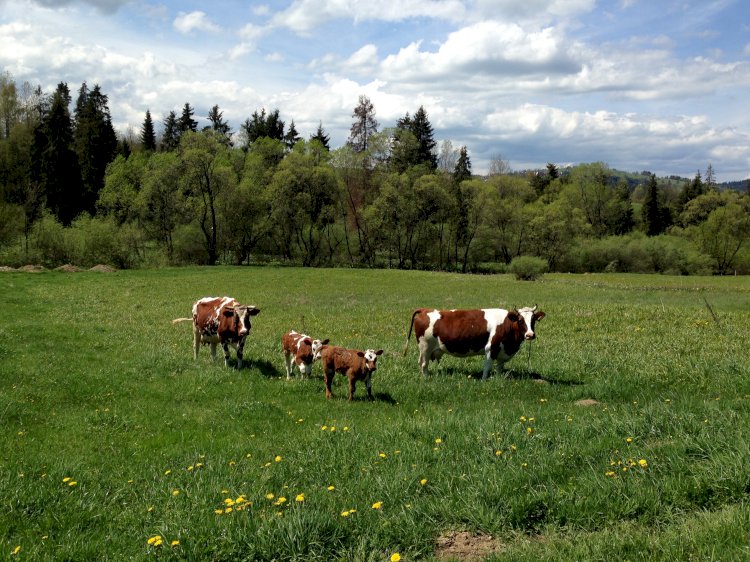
[
  {"x1": 403, "y1": 306, "x2": 545, "y2": 379},
  {"x1": 172, "y1": 296, "x2": 260, "y2": 369},
  {"x1": 319, "y1": 345, "x2": 383, "y2": 401},
  {"x1": 282, "y1": 330, "x2": 330, "y2": 379}
]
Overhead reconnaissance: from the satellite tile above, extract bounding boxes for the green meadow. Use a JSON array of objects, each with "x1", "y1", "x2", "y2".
[{"x1": 1, "y1": 267, "x2": 749, "y2": 561}]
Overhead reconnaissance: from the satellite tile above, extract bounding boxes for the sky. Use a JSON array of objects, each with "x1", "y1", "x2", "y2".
[{"x1": 1, "y1": 0, "x2": 749, "y2": 181}]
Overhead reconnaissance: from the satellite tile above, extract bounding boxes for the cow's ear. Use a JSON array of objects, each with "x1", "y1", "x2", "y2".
[
  {"x1": 249, "y1": 307, "x2": 261, "y2": 316},
  {"x1": 357, "y1": 351, "x2": 365, "y2": 358},
  {"x1": 535, "y1": 311, "x2": 545, "y2": 321},
  {"x1": 507, "y1": 310, "x2": 520, "y2": 322},
  {"x1": 222, "y1": 308, "x2": 235, "y2": 317},
  {"x1": 321, "y1": 339, "x2": 330, "y2": 345},
  {"x1": 303, "y1": 338, "x2": 312, "y2": 345},
  {"x1": 375, "y1": 349, "x2": 383, "y2": 356}
]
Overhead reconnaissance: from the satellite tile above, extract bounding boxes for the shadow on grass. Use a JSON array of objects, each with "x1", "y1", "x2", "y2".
[
  {"x1": 431, "y1": 366, "x2": 583, "y2": 386},
  {"x1": 247, "y1": 359, "x2": 284, "y2": 378}
]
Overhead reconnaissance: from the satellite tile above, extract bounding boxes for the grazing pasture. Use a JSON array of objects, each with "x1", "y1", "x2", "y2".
[{"x1": 1, "y1": 267, "x2": 749, "y2": 561}]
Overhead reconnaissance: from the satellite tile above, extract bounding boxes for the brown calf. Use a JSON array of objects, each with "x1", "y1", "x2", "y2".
[
  {"x1": 320, "y1": 345, "x2": 383, "y2": 400},
  {"x1": 282, "y1": 330, "x2": 330, "y2": 379}
]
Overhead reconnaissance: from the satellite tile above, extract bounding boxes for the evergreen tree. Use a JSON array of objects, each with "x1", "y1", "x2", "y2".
[
  {"x1": 241, "y1": 108, "x2": 285, "y2": 148},
  {"x1": 31, "y1": 82, "x2": 82, "y2": 225},
  {"x1": 677, "y1": 171, "x2": 705, "y2": 211},
  {"x1": 391, "y1": 106, "x2": 437, "y2": 170},
  {"x1": 178, "y1": 102, "x2": 198, "y2": 134},
  {"x1": 140, "y1": 109, "x2": 157, "y2": 151},
  {"x1": 310, "y1": 121, "x2": 330, "y2": 150},
  {"x1": 347, "y1": 95, "x2": 378, "y2": 153},
  {"x1": 642, "y1": 174, "x2": 669, "y2": 236},
  {"x1": 409, "y1": 106, "x2": 437, "y2": 170},
  {"x1": 284, "y1": 120, "x2": 301, "y2": 150},
  {"x1": 161, "y1": 111, "x2": 179, "y2": 151},
  {"x1": 73, "y1": 83, "x2": 117, "y2": 214},
  {"x1": 453, "y1": 146, "x2": 472, "y2": 184},
  {"x1": 206, "y1": 104, "x2": 231, "y2": 144}
]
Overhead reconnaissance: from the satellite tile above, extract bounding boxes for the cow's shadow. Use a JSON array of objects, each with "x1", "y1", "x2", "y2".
[
  {"x1": 484, "y1": 369, "x2": 583, "y2": 386},
  {"x1": 246, "y1": 359, "x2": 284, "y2": 378}
]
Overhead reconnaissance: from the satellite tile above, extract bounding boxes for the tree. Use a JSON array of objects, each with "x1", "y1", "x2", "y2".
[
  {"x1": 178, "y1": 103, "x2": 198, "y2": 134},
  {"x1": 348, "y1": 95, "x2": 378, "y2": 153},
  {"x1": 241, "y1": 108, "x2": 285, "y2": 149},
  {"x1": 310, "y1": 121, "x2": 330, "y2": 150},
  {"x1": 704, "y1": 163, "x2": 716, "y2": 191},
  {"x1": 73, "y1": 83, "x2": 118, "y2": 215},
  {"x1": 488, "y1": 153, "x2": 511, "y2": 176},
  {"x1": 1, "y1": 71, "x2": 20, "y2": 139},
  {"x1": 206, "y1": 104, "x2": 231, "y2": 145},
  {"x1": 391, "y1": 106, "x2": 437, "y2": 170},
  {"x1": 31, "y1": 82, "x2": 82, "y2": 225},
  {"x1": 161, "y1": 111, "x2": 179, "y2": 151},
  {"x1": 285, "y1": 120, "x2": 301, "y2": 150},
  {"x1": 140, "y1": 109, "x2": 157, "y2": 151},
  {"x1": 453, "y1": 146, "x2": 472, "y2": 184},
  {"x1": 140, "y1": 152, "x2": 185, "y2": 261},
  {"x1": 641, "y1": 173, "x2": 670, "y2": 236},
  {"x1": 437, "y1": 139, "x2": 458, "y2": 173}
]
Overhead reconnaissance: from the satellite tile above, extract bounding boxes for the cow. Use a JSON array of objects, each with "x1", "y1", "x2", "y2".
[
  {"x1": 282, "y1": 330, "x2": 330, "y2": 379},
  {"x1": 403, "y1": 306, "x2": 545, "y2": 380},
  {"x1": 319, "y1": 345, "x2": 383, "y2": 401},
  {"x1": 172, "y1": 296, "x2": 260, "y2": 369}
]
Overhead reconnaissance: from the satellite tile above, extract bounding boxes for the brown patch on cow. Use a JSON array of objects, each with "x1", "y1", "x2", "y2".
[
  {"x1": 575, "y1": 399, "x2": 600, "y2": 407},
  {"x1": 18, "y1": 264, "x2": 46, "y2": 272},
  {"x1": 435, "y1": 531, "x2": 501, "y2": 561},
  {"x1": 55, "y1": 264, "x2": 83, "y2": 272},
  {"x1": 90, "y1": 264, "x2": 117, "y2": 272}
]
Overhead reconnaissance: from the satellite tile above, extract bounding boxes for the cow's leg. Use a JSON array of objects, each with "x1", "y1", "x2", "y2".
[
  {"x1": 284, "y1": 352, "x2": 293, "y2": 379},
  {"x1": 324, "y1": 369, "x2": 334, "y2": 399},
  {"x1": 236, "y1": 339, "x2": 246, "y2": 369},
  {"x1": 418, "y1": 338, "x2": 431, "y2": 376},
  {"x1": 481, "y1": 354, "x2": 494, "y2": 380},
  {"x1": 365, "y1": 374, "x2": 373, "y2": 401},
  {"x1": 348, "y1": 375, "x2": 356, "y2": 401},
  {"x1": 210, "y1": 342, "x2": 218, "y2": 362},
  {"x1": 192, "y1": 329, "x2": 200, "y2": 361}
]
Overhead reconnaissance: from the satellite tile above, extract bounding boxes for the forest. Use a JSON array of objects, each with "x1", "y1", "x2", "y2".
[{"x1": 1, "y1": 74, "x2": 749, "y2": 275}]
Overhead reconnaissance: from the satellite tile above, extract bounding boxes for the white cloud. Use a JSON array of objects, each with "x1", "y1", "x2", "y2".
[{"x1": 173, "y1": 11, "x2": 220, "y2": 34}]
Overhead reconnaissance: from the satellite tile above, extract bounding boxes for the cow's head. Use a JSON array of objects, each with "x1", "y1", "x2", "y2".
[
  {"x1": 514, "y1": 305, "x2": 545, "y2": 340},
  {"x1": 358, "y1": 349, "x2": 383, "y2": 372},
  {"x1": 312, "y1": 338, "x2": 330, "y2": 361},
  {"x1": 223, "y1": 305, "x2": 260, "y2": 337}
]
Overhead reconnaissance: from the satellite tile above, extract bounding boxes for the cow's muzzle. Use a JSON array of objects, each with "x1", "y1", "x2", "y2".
[{"x1": 524, "y1": 331, "x2": 536, "y2": 340}]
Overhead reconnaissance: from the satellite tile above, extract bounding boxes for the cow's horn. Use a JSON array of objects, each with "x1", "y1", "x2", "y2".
[{"x1": 532, "y1": 304, "x2": 538, "y2": 311}]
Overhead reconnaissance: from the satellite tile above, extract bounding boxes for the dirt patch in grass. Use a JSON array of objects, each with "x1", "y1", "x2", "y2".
[
  {"x1": 18, "y1": 264, "x2": 46, "y2": 272},
  {"x1": 55, "y1": 264, "x2": 84, "y2": 272},
  {"x1": 575, "y1": 399, "x2": 600, "y2": 407},
  {"x1": 0, "y1": 266, "x2": 17, "y2": 272},
  {"x1": 435, "y1": 531, "x2": 501, "y2": 561},
  {"x1": 89, "y1": 264, "x2": 117, "y2": 272}
]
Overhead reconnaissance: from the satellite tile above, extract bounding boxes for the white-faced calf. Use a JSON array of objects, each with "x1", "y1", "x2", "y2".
[
  {"x1": 319, "y1": 345, "x2": 383, "y2": 401},
  {"x1": 282, "y1": 330, "x2": 330, "y2": 379}
]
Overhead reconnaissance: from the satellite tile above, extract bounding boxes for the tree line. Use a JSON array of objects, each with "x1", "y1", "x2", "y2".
[{"x1": 1, "y1": 73, "x2": 749, "y2": 274}]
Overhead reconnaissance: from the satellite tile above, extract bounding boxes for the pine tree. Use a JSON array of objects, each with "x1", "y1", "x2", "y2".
[
  {"x1": 642, "y1": 174, "x2": 668, "y2": 236},
  {"x1": 207, "y1": 104, "x2": 231, "y2": 144},
  {"x1": 178, "y1": 102, "x2": 198, "y2": 134},
  {"x1": 310, "y1": 121, "x2": 330, "y2": 150},
  {"x1": 347, "y1": 95, "x2": 378, "y2": 152},
  {"x1": 453, "y1": 146, "x2": 472, "y2": 184},
  {"x1": 410, "y1": 106, "x2": 437, "y2": 169},
  {"x1": 161, "y1": 111, "x2": 179, "y2": 151},
  {"x1": 141, "y1": 109, "x2": 157, "y2": 151},
  {"x1": 241, "y1": 108, "x2": 285, "y2": 148},
  {"x1": 284, "y1": 120, "x2": 301, "y2": 150}
]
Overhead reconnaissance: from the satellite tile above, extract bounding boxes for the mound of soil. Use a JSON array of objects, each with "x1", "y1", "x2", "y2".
[
  {"x1": 435, "y1": 531, "x2": 500, "y2": 560},
  {"x1": 0, "y1": 266, "x2": 17, "y2": 272},
  {"x1": 89, "y1": 264, "x2": 117, "y2": 272},
  {"x1": 575, "y1": 399, "x2": 600, "y2": 407},
  {"x1": 55, "y1": 264, "x2": 84, "y2": 273},
  {"x1": 18, "y1": 264, "x2": 46, "y2": 272}
]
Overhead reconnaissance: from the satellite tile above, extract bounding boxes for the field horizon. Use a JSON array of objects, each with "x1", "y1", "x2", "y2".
[{"x1": 1, "y1": 267, "x2": 749, "y2": 560}]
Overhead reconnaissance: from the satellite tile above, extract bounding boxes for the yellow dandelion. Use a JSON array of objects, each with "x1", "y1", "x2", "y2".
[
  {"x1": 214, "y1": 509, "x2": 223, "y2": 515},
  {"x1": 372, "y1": 501, "x2": 383, "y2": 509},
  {"x1": 147, "y1": 535, "x2": 162, "y2": 546},
  {"x1": 296, "y1": 493, "x2": 305, "y2": 502},
  {"x1": 147, "y1": 506, "x2": 154, "y2": 512},
  {"x1": 526, "y1": 427, "x2": 533, "y2": 434},
  {"x1": 12, "y1": 546, "x2": 21, "y2": 556},
  {"x1": 519, "y1": 416, "x2": 527, "y2": 422},
  {"x1": 638, "y1": 459, "x2": 648, "y2": 468},
  {"x1": 379, "y1": 452, "x2": 387, "y2": 458},
  {"x1": 224, "y1": 498, "x2": 235, "y2": 506},
  {"x1": 187, "y1": 465, "x2": 194, "y2": 471},
  {"x1": 170, "y1": 540, "x2": 180, "y2": 547},
  {"x1": 196, "y1": 462, "x2": 204, "y2": 468},
  {"x1": 343, "y1": 426, "x2": 350, "y2": 431},
  {"x1": 420, "y1": 479, "x2": 428, "y2": 486},
  {"x1": 266, "y1": 493, "x2": 275, "y2": 500},
  {"x1": 327, "y1": 485, "x2": 335, "y2": 491},
  {"x1": 274, "y1": 455, "x2": 282, "y2": 462},
  {"x1": 68, "y1": 481, "x2": 78, "y2": 487},
  {"x1": 321, "y1": 425, "x2": 328, "y2": 431},
  {"x1": 172, "y1": 489, "x2": 180, "y2": 496},
  {"x1": 495, "y1": 450, "x2": 503, "y2": 456},
  {"x1": 434, "y1": 438, "x2": 442, "y2": 444},
  {"x1": 274, "y1": 497, "x2": 287, "y2": 506},
  {"x1": 225, "y1": 507, "x2": 233, "y2": 513},
  {"x1": 62, "y1": 477, "x2": 71, "y2": 482},
  {"x1": 164, "y1": 469, "x2": 171, "y2": 475},
  {"x1": 605, "y1": 471, "x2": 616, "y2": 477},
  {"x1": 330, "y1": 426, "x2": 336, "y2": 432},
  {"x1": 341, "y1": 510, "x2": 351, "y2": 517},
  {"x1": 626, "y1": 437, "x2": 633, "y2": 443},
  {"x1": 229, "y1": 461, "x2": 236, "y2": 466},
  {"x1": 391, "y1": 554, "x2": 402, "y2": 562}
]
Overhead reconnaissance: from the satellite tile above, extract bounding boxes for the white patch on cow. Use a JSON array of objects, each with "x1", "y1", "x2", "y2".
[
  {"x1": 518, "y1": 306, "x2": 536, "y2": 339},
  {"x1": 482, "y1": 308, "x2": 509, "y2": 352},
  {"x1": 364, "y1": 349, "x2": 379, "y2": 363}
]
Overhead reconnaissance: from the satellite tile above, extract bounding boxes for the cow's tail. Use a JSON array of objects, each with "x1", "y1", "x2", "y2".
[
  {"x1": 171, "y1": 317, "x2": 192, "y2": 325},
  {"x1": 403, "y1": 309, "x2": 420, "y2": 356}
]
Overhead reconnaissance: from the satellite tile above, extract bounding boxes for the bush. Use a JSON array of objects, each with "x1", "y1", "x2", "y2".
[{"x1": 508, "y1": 255, "x2": 548, "y2": 280}]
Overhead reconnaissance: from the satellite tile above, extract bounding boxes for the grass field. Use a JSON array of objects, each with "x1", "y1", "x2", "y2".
[{"x1": 1, "y1": 267, "x2": 749, "y2": 561}]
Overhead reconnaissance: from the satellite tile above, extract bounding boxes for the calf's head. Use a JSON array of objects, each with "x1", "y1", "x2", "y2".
[
  {"x1": 357, "y1": 349, "x2": 384, "y2": 372},
  {"x1": 312, "y1": 338, "x2": 330, "y2": 361}
]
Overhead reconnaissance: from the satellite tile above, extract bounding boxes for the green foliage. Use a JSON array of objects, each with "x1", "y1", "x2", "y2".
[
  {"x1": 508, "y1": 255, "x2": 548, "y2": 280},
  {"x1": 2, "y1": 269, "x2": 749, "y2": 560}
]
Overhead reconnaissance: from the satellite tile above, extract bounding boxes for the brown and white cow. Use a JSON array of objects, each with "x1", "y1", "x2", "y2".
[
  {"x1": 319, "y1": 345, "x2": 383, "y2": 401},
  {"x1": 403, "y1": 306, "x2": 545, "y2": 379},
  {"x1": 282, "y1": 330, "x2": 330, "y2": 379},
  {"x1": 172, "y1": 296, "x2": 260, "y2": 369}
]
